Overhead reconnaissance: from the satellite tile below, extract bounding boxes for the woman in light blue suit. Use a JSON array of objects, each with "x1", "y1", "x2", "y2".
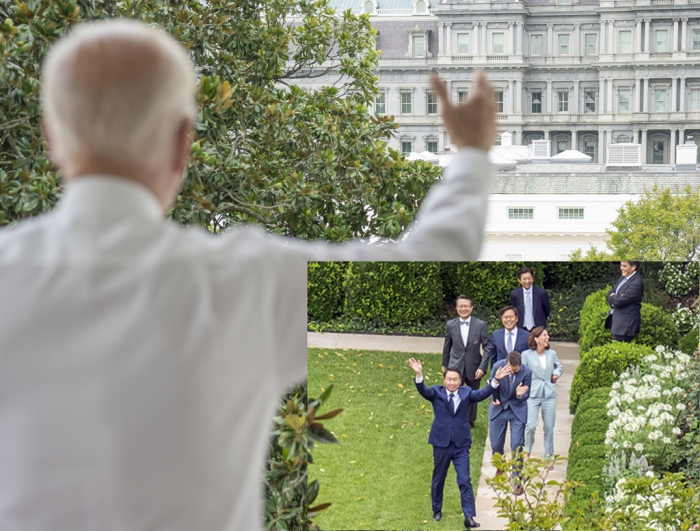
[{"x1": 521, "y1": 326, "x2": 563, "y2": 462}]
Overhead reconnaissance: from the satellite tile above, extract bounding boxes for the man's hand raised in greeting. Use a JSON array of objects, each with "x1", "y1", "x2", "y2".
[
  {"x1": 430, "y1": 69, "x2": 496, "y2": 153},
  {"x1": 408, "y1": 357, "x2": 423, "y2": 378},
  {"x1": 494, "y1": 364, "x2": 512, "y2": 381}
]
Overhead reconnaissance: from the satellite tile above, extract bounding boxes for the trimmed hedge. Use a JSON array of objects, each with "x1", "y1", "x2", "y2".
[
  {"x1": 452, "y1": 262, "x2": 545, "y2": 310},
  {"x1": 307, "y1": 262, "x2": 349, "y2": 321},
  {"x1": 579, "y1": 288, "x2": 679, "y2": 354},
  {"x1": 569, "y1": 342, "x2": 654, "y2": 414},
  {"x1": 679, "y1": 328, "x2": 699, "y2": 355},
  {"x1": 575, "y1": 386, "x2": 612, "y2": 416},
  {"x1": 343, "y1": 262, "x2": 442, "y2": 326},
  {"x1": 542, "y1": 262, "x2": 618, "y2": 290}
]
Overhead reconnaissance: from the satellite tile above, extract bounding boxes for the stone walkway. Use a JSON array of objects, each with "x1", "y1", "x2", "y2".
[{"x1": 308, "y1": 332, "x2": 579, "y2": 531}]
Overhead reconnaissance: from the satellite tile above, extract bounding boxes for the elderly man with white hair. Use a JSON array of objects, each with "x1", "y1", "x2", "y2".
[{"x1": 0, "y1": 19, "x2": 496, "y2": 531}]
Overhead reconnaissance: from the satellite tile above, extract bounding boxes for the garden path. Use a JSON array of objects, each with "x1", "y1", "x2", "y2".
[{"x1": 308, "y1": 332, "x2": 580, "y2": 531}]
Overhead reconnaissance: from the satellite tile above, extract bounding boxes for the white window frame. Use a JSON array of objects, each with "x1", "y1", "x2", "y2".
[
  {"x1": 691, "y1": 88, "x2": 700, "y2": 110},
  {"x1": 374, "y1": 91, "x2": 386, "y2": 115},
  {"x1": 531, "y1": 34, "x2": 543, "y2": 56},
  {"x1": 494, "y1": 90, "x2": 504, "y2": 113},
  {"x1": 584, "y1": 90, "x2": 596, "y2": 113},
  {"x1": 400, "y1": 137, "x2": 414, "y2": 153},
  {"x1": 619, "y1": 30, "x2": 631, "y2": 53},
  {"x1": 400, "y1": 91, "x2": 413, "y2": 114},
  {"x1": 558, "y1": 34, "x2": 570, "y2": 56},
  {"x1": 618, "y1": 88, "x2": 630, "y2": 113},
  {"x1": 531, "y1": 91, "x2": 542, "y2": 113},
  {"x1": 508, "y1": 208, "x2": 534, "y2": 220},
  {"x1": 693, "y1": 29, "x2": 700, "y2": 51},
  {"x1": 458, "y1": 33, "x2": 470, "y2": 55},
  {"x1": 656, "y1": 29, "x2": 668, "y2": 52},
  {"x1": 362, "y1": 0, "x2": 376, "y2": 14},
  {"x1": 492, "y1": 32, "x2": 505, "y2": 54},
  {"x1": 426, "y1": 91, "x2": 438, "y2": 115},
  {"x1": 585, "y1": 34, "x2": 597, "y2": 55},
  {"x1": 425, "y1": 137, "x2": 439, "y2": 154},
  {"x1": 654, "y1": 88, "x2": 667, "y2": 112},
  {"x1": 558, "y1": 90, "x2": 569, "y2": 112},
  {"x1": 405, "y1": 28, "x2": 432, "y2": 58},
  {"x1": 558, "y1": 208, "x2": 584, "y2": 220}
]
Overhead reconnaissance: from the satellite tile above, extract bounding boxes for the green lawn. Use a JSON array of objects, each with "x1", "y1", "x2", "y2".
[{"x1": 308, "y1": 347, "x2": 491, "y2": 531}]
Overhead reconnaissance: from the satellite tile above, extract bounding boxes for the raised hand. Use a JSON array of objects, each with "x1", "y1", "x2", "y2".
[
  {"x1": 516, "y1": 382, "x2": 529, "y2": 397},
  {"x1": 408, "y1": 357, "x2": 423, "y2": 377},
  {"x1": 494, "y1": 364, "x2": 512, "y2": 381},
  {"x1": 430, "y1": 69, "x2": 496, "y2": 153}
]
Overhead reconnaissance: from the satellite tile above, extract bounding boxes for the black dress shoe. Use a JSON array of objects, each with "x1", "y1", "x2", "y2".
[
  {"x1": 464, "y1": 516, "x2": 480, "y2": 528},
  {"x1": 433, "y1": 511, "x2": 441, "y2": 522}
]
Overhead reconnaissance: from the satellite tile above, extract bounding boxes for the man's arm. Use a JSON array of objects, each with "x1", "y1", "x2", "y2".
[
  {"x1": 607, "y1": 276, "x2": 644, "y2": 309},
  {"x1": 517, "y1": 371, "x2": 532, "y2": 401},
  {"x1": 541, "y1": 287, "x2": 551, "y2": 319},
  {"x1": 409, "y1": 357, "x2": 436, "y2": 402},
  {"x1": 478, "y1": 321, "x2": 491, "y2": 374},
  {"x1": 552, "y1": 351, "x2": 563, "y2": 378},
  {"x1": 442, "y1": 326, "x2": 452, "y2": 373},
  {"x1": 489, "y1": 331, "x2": 498, "y2": 371}
]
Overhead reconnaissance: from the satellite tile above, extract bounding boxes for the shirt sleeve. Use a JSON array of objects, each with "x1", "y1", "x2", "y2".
[{"x1": 415, "y1": 376, "x2": 424, "y2": 384}]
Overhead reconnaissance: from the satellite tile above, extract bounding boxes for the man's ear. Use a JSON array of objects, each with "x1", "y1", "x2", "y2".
[
  {"x1": 173, "y1": 117, "x2": 194, "y2": 175},
  {"x1": 42, "y1": 118, "x2": 62, "y2": 169}
]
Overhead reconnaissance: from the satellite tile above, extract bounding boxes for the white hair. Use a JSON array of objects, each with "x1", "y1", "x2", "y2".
[{"x1": 42, "y1": 19, "x2": 197, "y2": 169}]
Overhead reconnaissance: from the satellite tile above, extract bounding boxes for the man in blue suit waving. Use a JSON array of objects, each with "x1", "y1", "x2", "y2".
[
  {"x1": 489, "y1": 306, "x2": 530, "y2": 370},
  {"x1": 409, "y1": 357, "x2": 511, "y2": 529}
]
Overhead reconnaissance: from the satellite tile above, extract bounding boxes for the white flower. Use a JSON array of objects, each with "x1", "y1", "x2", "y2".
[
  {"x1": 672, "y1": 427, "x2": 681, "y2": 435},
  {"x1": 663, "y1": 437, "x2": 671, "y2": 444},
  {"x1": 672, "y1": 387, "x2": 682, "y2": 394},
  {"x1": 635, "y1": 443, "x2": 644, "y2": 452},
  {"x1": 623, "y1": 440, "x2": 631, "y2": 448},
  {"x1": 677, "y1": 403, "x2": 686, "y2": 410},
  {"x1": 645, "y1": 470, "x2": 655, "y2": 478},
  {"x1": 637, "y1": 405, "x2": 646, "y2": 411}
]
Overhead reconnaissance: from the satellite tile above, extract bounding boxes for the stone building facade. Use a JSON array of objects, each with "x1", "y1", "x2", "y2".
[{"x1": 327, "y1": 0, "x2": 700, "y2": 164}]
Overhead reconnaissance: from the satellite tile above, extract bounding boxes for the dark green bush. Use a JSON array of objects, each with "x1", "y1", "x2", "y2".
[
  {"x1": 679, "y1": 328, "x2": 699, "y2": 356},
  {"x1": 566, "y1": 458, "x2": 607, "y2": 490},
  {"x1": 579, "y1": 288, "x2": 678, "y2": 354},
  {"x1": 307, "y1": 262, "x2": 348, "y2": 321},
  {"x1": 343, "y1": 262, "x2": 442, "y2": 326},
  {"x1": 569, "y1": 342, "x2": 654, "y2": 414},
  {"x1": 547, "y1": 282, "x2": 609, "y2": 342},
  {"x1": 452, "y1": 262, "x2": 545, "y2": 310},
  {"x1": 568, "y1": 443, "x2": 608, "y2": 465},
  {"x1": 570, "y1": 430, "x2": 607, "y2": 449},
  {"x1": 575, "y1": 387, "x2": 612, "y2": 416},
  {"x1": 571, "y1": 410, "x2": 609, "y2": 439},
  {"x1": 542, "y1": 262, "x2": 618, "y2": 290}
]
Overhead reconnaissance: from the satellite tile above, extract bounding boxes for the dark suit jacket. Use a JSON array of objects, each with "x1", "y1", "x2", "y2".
[
  {"x1": 489, "y1": 327, "x2": 530, "y2": 370},
  {"x1": 606, "y1": 272, "x2": 644, "y2": 337},
  {"x1": 442, "y1": 317, "x2": 491, "y2": 381},
  {"x1": 488, "y1": 360, "x2": 531, "y2": 425},
  {"x1": 415, "y1": 379, "x2": 495, "y2": 448},
  {"x1": 510, "y1": 286, "x2": 551, "y2": 329}
]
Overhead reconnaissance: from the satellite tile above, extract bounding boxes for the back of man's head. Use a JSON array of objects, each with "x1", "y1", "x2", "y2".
[{"x1": 42, "y1": 19, "x2": 196, "y2": 173}]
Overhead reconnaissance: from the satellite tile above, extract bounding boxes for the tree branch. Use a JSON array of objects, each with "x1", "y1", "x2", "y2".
[
  {"x1": 0, "y1": 117, "x2": 29, "y2": 132},
  {"x1": 216, "y1": 202, "x2": 271, "y2": 225}
]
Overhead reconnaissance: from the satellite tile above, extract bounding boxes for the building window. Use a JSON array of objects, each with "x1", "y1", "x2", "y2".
[
  {"x1": 656, "y1": 30, "x2": 667, "y2": 52},
  {"x1": 531, "y1": 35, "x2": 543, "y2": 56},
  {"x1": 559, "y1": 208, "x2": 584, "y2": 219},
  {"x1": 653, "y1": 140, "x2": 664, "y2": 164},
  {"x1": 532, "y1": 91, "x2": 542, "y2": 113},
  {"x1": 694, "y1": 29, "x2": 700, "y2": 51},
  {"x1": 691, "y1": 89, "x2": 700, "y2": 110},
  {"x1": 458, "y1": 33, "x2": 470, "y2": 54},
  {"x1": 558, "y1": 91, "x2": 569, "y2": 112},
  {"x1": 458, "y1": 91, "x2": 468, "y2": 103},
  {"x1": 558, "y1": 34, "x2": 570, "y2": 55},
  {"x1": 426, "y1": 138, "x2": 438, "y2": 153},
  {"x1": 401, "y1": 140, "x2": 413, "y2": 153},
  {"x1": 557, "y1": 140, "x2": 568, "y2": 153},
  {"x1": 654, "y1": 89, "x2": 666, "y2": 112},
  {"x1": 493, "y1": 33, "x2": 505, "y2": 54},
  {"x1": 416, "y1": 0, "x2": 427, "y2": 13},
  {"x1": 584, "y1": 140, "x2": 595, "y2": 159},
  {"x1": 584, "y1": 90, "x2": 596, "y2": 113},
  {"x1": 508, "y1": 208, "x2": 534, "y2": 220},
  {"x1": 364, "y1": 1, "x2": 374, "y2": 14},
  {"x1": 375, "y1": 92, "x2": 386, "y2": 115},
  {"x1": 585, "y1": 34, "x2": 597, "y2": 55},
  {"x1": 558, "y1": 0, "x2": 571, "y2": 4},
  {"x1": 619, "y1": 31, "x2": 631, "y2": 53},
  {"x1": 401, "y1": 92, "x2": 412, "y2": 114},
  {"x1": 618, "y1": 89, "x2": 630, "y2": 112},
  {"x1": 413, "y1": 35, "x2": 425, "y2": 57},
  {"x1": 494, "y1": 91, "x2": 504, "y2": 113},
  {"x1": 427, "y1": 92, "x2": 438, "y2": 114}
]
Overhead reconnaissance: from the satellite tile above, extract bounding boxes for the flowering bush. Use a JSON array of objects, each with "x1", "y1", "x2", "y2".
[
  {"x1": 604, "y1": 346, "x2": 692, "y2": 485},
  {"x1": 658, "y1": 261, "x2": 700, "y2": 298},
  {"x1": 671, "y1": 304, "x2": 697, "y2": 336}
]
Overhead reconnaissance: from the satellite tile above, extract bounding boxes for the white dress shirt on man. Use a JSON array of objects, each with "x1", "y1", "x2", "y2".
[{"x1": 0, "y1": 149, "x2": 491, "y2": 530}]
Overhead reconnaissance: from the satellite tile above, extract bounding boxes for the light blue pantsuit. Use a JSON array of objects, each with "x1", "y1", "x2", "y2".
[{"x1": 521, "y1": 348, "x2": 563, "y2": 458}]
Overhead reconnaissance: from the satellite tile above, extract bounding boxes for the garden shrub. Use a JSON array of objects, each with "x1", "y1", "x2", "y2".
[
  {"x1": 571, "y1": 410, "x2": 609, "y2": 440},
  {"x1": 568, "y1": 443, "x2": 607, "y2": 465},
  {"x1": 570, "y1": 430, "x2": 606, "y2": 448},
  {"x1": 307, "y1": 262, "x2": 348, "y2": 321},
  {"x1": 678, "y1": 327, "x2": 699, "y2": 356},
  {"x1": 578, "y1": 288, "x2": 678, "y2": 355},
  {"x1": 542, "y1": 262, "x2": 617, "y2": 290},
  {"x1": 343, "y1": 262, "x2": 442, "y2": 326},
  {"x1": 569, "y1": 342, "x2": 654, "y2": 414},
  {"x1": 575, "y1": 387, "x2": 612, "y2": 416},
  {"x1": 547, "y1": 282, "x2": 609, "y2": 342},
  {"x1": 452, "y1": 262, "x2": 545, "y2": 310},
  {"x1": 659, "y1": 261, "x2": 700, "y2": 297},
  {"x1": 566, "y1": 458, "x2": 606, "y2": 491}
]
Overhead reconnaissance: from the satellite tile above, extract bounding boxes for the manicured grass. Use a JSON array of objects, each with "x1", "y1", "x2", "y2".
[{"x1": 308, "y1": 347, "x2": 491, "y2": 531}]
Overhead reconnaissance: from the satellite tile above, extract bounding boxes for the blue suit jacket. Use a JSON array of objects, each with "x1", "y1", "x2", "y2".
[
  {"x1": 415, "y1": 379, "x2": 495, "y2": 449},
  {"x1": 488, "y1": 360, "x2": 531, "y2": 425},
  {"x1": 489, "y1": 327, "x2": 530, "y2": 370},
  {"x1": 510, "y1": 285, "x2": 551, "y2": 329}
]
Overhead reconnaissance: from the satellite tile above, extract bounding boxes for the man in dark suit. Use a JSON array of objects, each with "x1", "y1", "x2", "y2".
[
  {"x1": 510, "y1": 266, "x2": 551, "y2": 331},
  {"x1": 606, "y1": 261, "x2": 644, "y2": 342},
  {"x1": 409, "y1": 357, "x2": 511, "y2": 529},
  {"x1": 488, "y1": 351, "x2": 531, "y2": 495},
  {"x1": 489, "y1": 306, "x2": 530, "y2": 370},
  {"x1": 442, "y1": 295, "x2": 492, "y2": 429}
]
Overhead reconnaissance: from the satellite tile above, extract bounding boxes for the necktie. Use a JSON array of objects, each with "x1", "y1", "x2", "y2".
[
  {"x1": 506, "y1": 331, "x2": 513, "y2": 352},
  {"x1": 448, "y1": 393, "x2": 455, "y2": 413},
  {"x1": 509, "y1": 374, "x2": 515, "y2": 394},
  {"x1": 525, "y1": 291, "x2": 534, "y2": 330},
  {"x1": 461, "y1": 321, "x2": 469, "y2": 326}
]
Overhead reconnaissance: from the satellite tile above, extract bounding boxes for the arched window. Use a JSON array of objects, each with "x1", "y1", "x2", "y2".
[
  {"x1": 416, "y1": 0, "x2": 426, "y2": 13},
  {"x1": 364, "y1": 1, "x2": 374, "y2": 14}
]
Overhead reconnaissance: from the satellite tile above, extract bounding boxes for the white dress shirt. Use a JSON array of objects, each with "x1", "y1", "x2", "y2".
[
  {"x1": 0, "y1": 149, "x2": 491, "y2": 530},
  {"x1": 459, "y1": 317, "x2": 471, "y2": 346}
]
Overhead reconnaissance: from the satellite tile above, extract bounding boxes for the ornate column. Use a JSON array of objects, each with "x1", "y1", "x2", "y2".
[
  {"x1": 573, "y1": 24, "x2": 580, "y2": 58},
  {"x1": 635, "y1": 78, "x2": 641, "y2": 112},
  {"x1": 641, "y1": 129, "x2": 648, "y2": 163},
  {"x1": 573, "y1": 80, "x2": 580, "y2": 113},
  {"x1": 481, "y1": 22, "x2": 487, "y2": 55},
  {"x1": 546, "y1": 80, "x2": 553, "y2": 113},
  {"x1": 673, "y1": 20, "x2": 679, "y2": 52},
  {"x1": 680, "y1": 129, "x2": 685, "y2": 145},
  {"x1": 510, "y1": 80, "x2": 515, "y2": 113},
  {"x1": 641, "y1": 78, "x2": 647, "y2": 112},
  {"x1": 446, "y1": 23, "x2": 452, "y2": 56},
  {"x1": 636, "y1": 20, "x2": 642, "y2": 53},
  {"x1": 672, "y1": 78, "x2": 678, "y2": 111},
  {"x1": 607, "y1": 79, "x2": 614, "y2": 114},
  {"x1": 671, "y1": 129, "x2": 677, "y2": 164},
  {"x1": 644, "y1": 19, "x2": 651, "y2": 52},
  {"x1": 680, "y1": 77, "x2": 686, "y2": 111},
  {"x1": 509, "y1": 23, "x2": 515, "y2": 55},
  {"x1": 599, "y1": 129, "x2": 606, "y2": 162},
  {"x1": 517, "y1": 22, "x2": 523, "y2": 55},
  {"x1": 438, "y1": 23, "x2": 445, "y2": 57},
  {"x1": 633, "y1": 128, "x2": 639, "y2": 144},
  {"x1": 600, "y1": 21, "x2": 606, "y2": 53},
  {"x1": 608, "y1": 21, "x2": 614, "y2": 53},
  {"x1": 515, "y1": 80, "x2": 521, "y2": 113},
  {"x1": 547, "y1": 24, "x2": 553, "y2": 58},
  {"x1": 572, "y1": 130, "x2": 578, "y2": 150},
  {"x1": 682, "y1": 19, "x2": 688, "y2": 52}
]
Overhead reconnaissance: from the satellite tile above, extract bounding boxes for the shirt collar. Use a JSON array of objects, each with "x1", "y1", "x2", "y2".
[
  {"x1": 58, "y1": 175, "x2": 163, "y2": 222},
  {"x1": 459, "y1": 317, "x2": 471, "y2": 324},
  {"x1": 523, "y1": 287, "x2": 532, "y2": 294}
]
